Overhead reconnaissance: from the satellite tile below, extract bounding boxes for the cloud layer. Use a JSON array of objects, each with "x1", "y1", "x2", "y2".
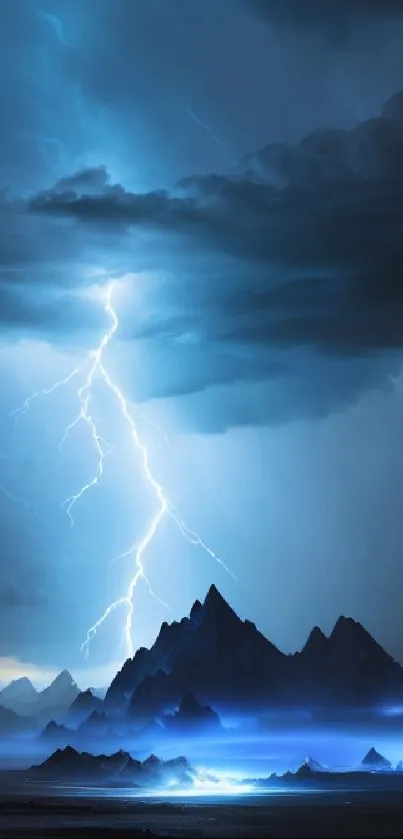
[
  {"x1": 15, "y1": 91, "x2": 402, "y2": 427},
  {"x1": 249, "y1": 0, "x2": 403, "y2": 32}
]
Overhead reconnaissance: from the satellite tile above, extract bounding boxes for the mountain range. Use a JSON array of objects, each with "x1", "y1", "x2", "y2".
[
  {"x1": 0, "y1": 670, "x2": 79, "y2": 718},
  {"x1": 105, "y1": 585, "x2": 403, "y2": 714},
  {"x1": 2, "y1": 744, "x2": 401, "y2": 791},
  {"x1": 2, "y1": 585, "x2": 403, "y2": 729},
  {"x1": 38, "y1": 690, "x2": 223, "y2": 752},
  {"x1": 23, "y1": 746, "x2": 194, "y2": 787}
]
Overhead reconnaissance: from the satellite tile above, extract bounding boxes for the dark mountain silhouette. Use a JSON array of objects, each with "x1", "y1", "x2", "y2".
[
  {"x1": 163, "y1": 693, "x2": 221, "y2": 731},
  {"x1": 33, "y1": 745, "x2": 136, "y2": 779},
  {"x1": 362, "y1": 747, "x2": 391, "y2": 770},
  {"x1": 105, "y1": 585, "x2": 403, "y2": 714},
  {"x1": 30, "y1": 746, "x2": 194, "y2": 787},
  {"x1": 67, "y1": 689, "x2": 103, "y2": 725},
  {"x1": 78, "y1": 710, "x2": 109, "y2": 735},
  {"x1": 301, "y1": 626, "x2": 328, "y2": 658},
  {"x1": 40, "y1": 719, "x2": 72, "y2": 746},
  {"x1": 275, "y1": 760, "x2": 396, "y2": 786},
  {"x1": 291, "y1": 616, "x2": 403, "y2": 705},
  {"x1": 107, "y1": 584, "x2": 284, "y2": 713},
  {"x1": 0, "y1": 677, "x2": 38, "y2": 714}
]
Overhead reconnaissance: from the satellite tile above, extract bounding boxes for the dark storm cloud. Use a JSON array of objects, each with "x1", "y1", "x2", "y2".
[
  {"x1": 0, "y1": 284, "x2": 105, "y2": 340},
  {"x1": 30, "y1": 91, "x2": 403, "y2": 364},
  {"x1": 249, "y1": 0, "x2": 403, "y2": 30},
  {"x1": 53, "y1": 166, "x2": 111, "y2": 194},
  {"x1": 0, "y1": 189, "x2": 111, "y2": 343}
]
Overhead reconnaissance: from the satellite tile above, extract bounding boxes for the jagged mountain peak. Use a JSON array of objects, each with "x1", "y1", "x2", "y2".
[
  {"x1": 106, "y1": 588, "x2": 403, "y2": 713},
  {"x1": 362, "y1": 747, "x2": 391, "y2": 769},
  {"x1": 189, "y1": 599, "x2": 202, "y2": 617},
  {"x1": 200, "y1": 584, "x2": 240, "y2": 622},
  {"x1": 71, "y1": 689, "x2": 95, "y2": 706},
  {"x1": 204, "y1": 583, "x2": 226, "y2": 605},
  {"x1": 302, "y1": 625, "x2": 328, "y2": 654},
  {"x1": 332, "y1": 615, "x2": 363, "y2": 634},
  {"x1": 126, "y1": 588, "x2": 283, "y2": 713},
  {"x1": 300, "y1": 616, "x2": 392, "y2": 667},
  {"x1": 78, "y1": 709, "x2": 108, "y2": 732},
  {"x1": 0, "y1": 676, "x2": 38, "y2": 698},
  {"x1": 40, "y1": 670, "x2": 78, "y2": 697},
  {"x1": 330, "y1": 614, "x2": 379, "y2": 640},
  {"x1": 43, "y1": 719, "x2": 64, "y2": 732},
  {"x1": 300, "y1": 757, "x2": 327, "y2": 773},
  {"x1": 48, "y1": 670, "x2": 76, "y2": 688},
  {"x1": 40, "y1": 719, "x2": 71, "y2": 740},
  {"x1": 106, "y1": 585, "x2": 251, "y2": 706},
  {"x1": 167, "y1": 692, "x2": 221, "y2": 728},
  {"x1": 33, "y1": 746, "x2": 194, "y2": 788},
  {"x1": 45, "y1": 745, "x2": 78, "y2": 765},
  {"x1": 37, "y1": 670, "x2": 79, "y2": 714},
  {"x1": 7, "y1": 676, "x2": 35, "y2": 690},
  {"x1": 66, "y1": 688, "x2": 103, "y2": 726},
  {"x1": 330, "y1": 616, "x2": 387, "y2": 658}
]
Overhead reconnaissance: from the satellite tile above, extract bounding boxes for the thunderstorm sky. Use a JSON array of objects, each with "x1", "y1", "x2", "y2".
[{"x1": 1, "y1": 0, "x2": 403, "y2": 688}]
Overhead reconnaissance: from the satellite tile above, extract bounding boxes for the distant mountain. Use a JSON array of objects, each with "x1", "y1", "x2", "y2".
[
  {"x1": 297, "y1": 757, "x2": 328, "y2": 774},
  {"x1": 361, "y1": 747, "x2": 392, "y2": 771},
  {"x1": 78, "y1": 710, "x2": 109, "y2": 736},
  {"x1": 67, "y1": 689, "x2": 103, "y2": 726},
  {"x1": 163, "y1": 693, "x2": 222, "y2": 732},
  {"x1": 31, "y1": 746, "x2": 194, "y2": 787},
  {"x1": 282, "y1": 749, "x2": 394, "y2": 782},
  {"x1": 40, "y1": 720, "x2": 72, "y2": 746},
  {"x1": 106, "y1": 585, "x2": 403, "y2": 714},
  {"x1": 294, "y1": 759, "x2": 327, "y2": 780},
  {"x1": 276, "y1": 760, "x2": 396, "y2": 786},
  {"x1": 37, "y1": 670, "x2": 79, "y2": 713},
  {"x1": 0, "y1": 670, "x2": 79, "y2": 724},
  {"x1": 0, "y1": 704, "x2": 36, "y2": 735},
  {"x1": 33, "y1": 745, "x2": 136, "y2": 780},
  {"x1": 0, "y1": 677, "x2": 38, "y2": 714}
]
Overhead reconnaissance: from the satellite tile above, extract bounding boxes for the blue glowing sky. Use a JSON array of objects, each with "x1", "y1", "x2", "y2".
[{"x1": 2, "y1": 0, "x2": 403, "y2": 687}]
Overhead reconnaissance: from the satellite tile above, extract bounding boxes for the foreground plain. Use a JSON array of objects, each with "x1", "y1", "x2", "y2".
[{"x1": 2, "y1": 790, "x2": 403, "y2": 838}]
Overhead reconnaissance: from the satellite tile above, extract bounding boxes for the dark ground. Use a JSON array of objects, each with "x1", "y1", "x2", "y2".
[{"x1": 2, "y1": 791, "x2": 403, "y2": 838}]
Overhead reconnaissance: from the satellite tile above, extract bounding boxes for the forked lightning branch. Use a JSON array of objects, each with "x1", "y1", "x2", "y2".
[{"x1": 12, "y1": 283, "x2": 235, "y2": 660}]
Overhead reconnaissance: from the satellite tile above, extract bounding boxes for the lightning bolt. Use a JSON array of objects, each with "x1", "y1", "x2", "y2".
[
  {"x1": 12, "y1": 282, "x2": 236, "y2": 660},
  {"x1": 59, "y1": 285, "x2": 117, "y2": 526},
  {"x1": 10, "y1": 359, "x2": 88, "y2": 424}
]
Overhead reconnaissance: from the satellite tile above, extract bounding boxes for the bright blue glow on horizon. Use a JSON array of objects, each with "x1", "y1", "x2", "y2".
[{"x1": 378, "y1": 707, "x2": 403, "y2": 717}]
